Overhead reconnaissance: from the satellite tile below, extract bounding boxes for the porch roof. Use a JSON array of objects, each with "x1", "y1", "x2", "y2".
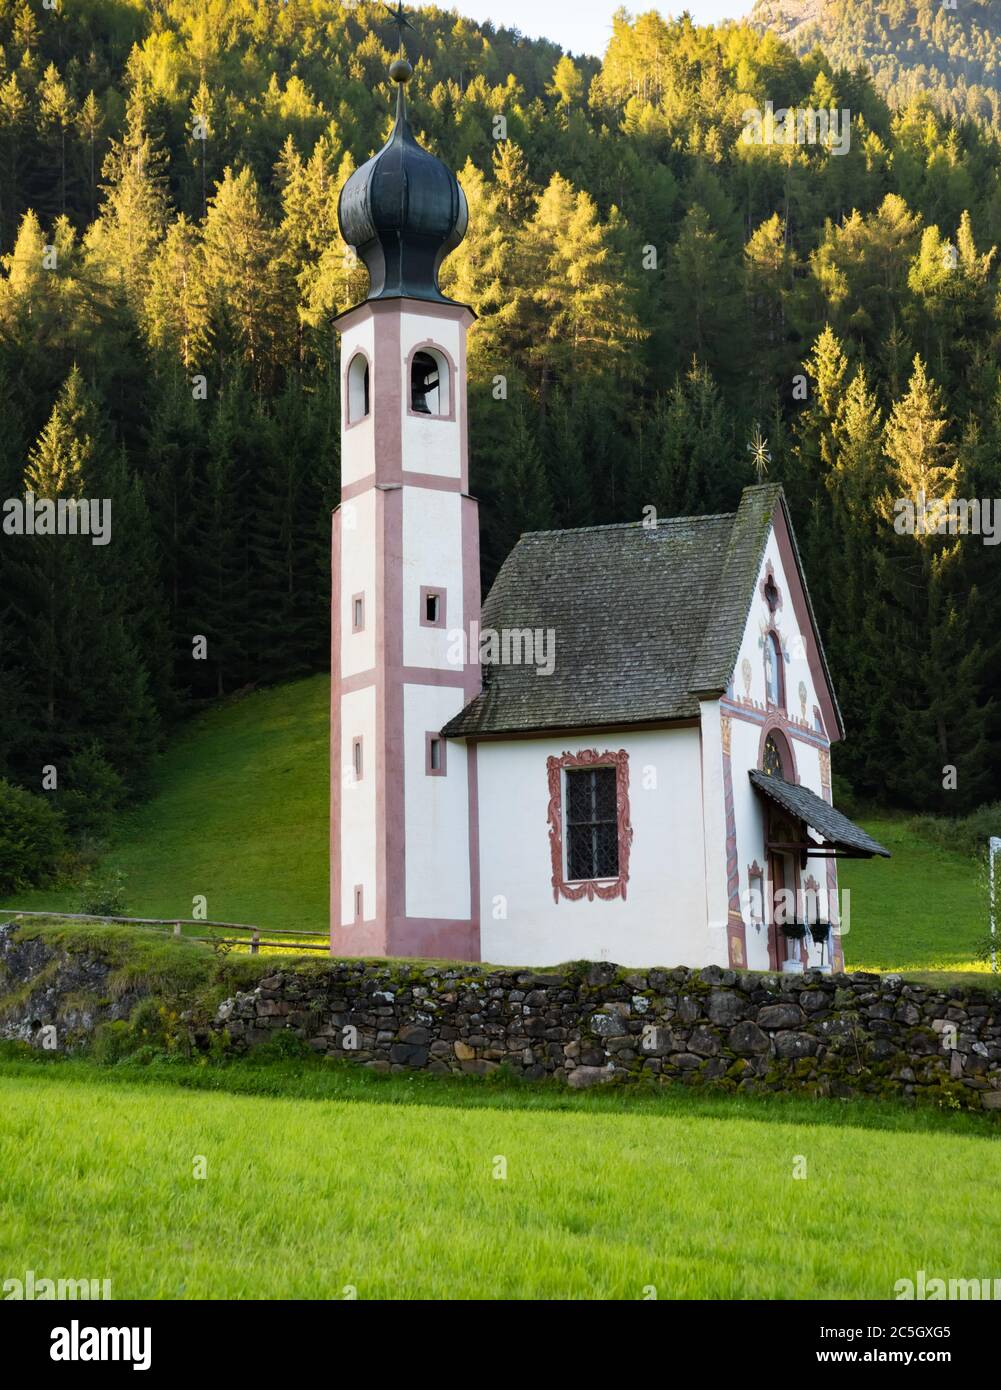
[{"x1": 749, "y1": 770, "x2": 890, "y2": 858}]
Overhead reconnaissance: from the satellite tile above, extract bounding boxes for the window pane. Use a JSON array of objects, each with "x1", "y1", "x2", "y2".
[
  {"x1": 567, "y1": 825, "x2": 593, "y2": 880},
  {"x1": 565, "y1": 767, "x2": 619, "y2": 880},
  {"x1": 593, "y1": 768, "x2": 617, "y2": 820},
  {"x1": 566, "y1": 770, "x2": 593, "y2": 825},
  {"x1": 594, "y1": 822, "x2": 619, "y2": 877}
]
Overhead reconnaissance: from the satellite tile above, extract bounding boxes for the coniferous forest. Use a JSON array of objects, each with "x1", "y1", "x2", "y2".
[{"x1": 1, "y1": 0, "x2": 1000, "y2": 882}]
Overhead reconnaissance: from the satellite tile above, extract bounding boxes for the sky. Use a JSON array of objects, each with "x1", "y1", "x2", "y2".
[{"x1": 454, "y1": 1, "x2": 747, "y2": 58}]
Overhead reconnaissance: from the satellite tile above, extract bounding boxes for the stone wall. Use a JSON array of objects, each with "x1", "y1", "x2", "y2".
[{"x1": 214, "y1": 958, "x2": 1001, "y2": 1111}]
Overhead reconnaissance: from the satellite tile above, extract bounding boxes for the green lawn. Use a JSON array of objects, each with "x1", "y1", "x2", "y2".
[
  {"x1": 0, "y1": 1058, "x2": 998, "y2": 1300},
  {"x1": 0, "y1": 676, "x2": 330, "y2": 935},
  {"x1": 839, "y1": 817, "x2": 990, "y2": 978}
]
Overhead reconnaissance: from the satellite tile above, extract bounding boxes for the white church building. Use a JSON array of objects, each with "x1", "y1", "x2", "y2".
[{"x1": 330, "y1": 58, "x2": 888, "y2": 972}]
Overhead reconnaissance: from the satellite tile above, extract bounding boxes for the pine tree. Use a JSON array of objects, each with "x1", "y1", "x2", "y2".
[
  {"x1": 881, "y1": 354, "x2": 959, "y2": 519},
  {"x1": 202, "y1": 166, "x2": 293, "y2": 383},
  {"x1": 88, "y1": 89, "x2": 171, "y2": 311}
]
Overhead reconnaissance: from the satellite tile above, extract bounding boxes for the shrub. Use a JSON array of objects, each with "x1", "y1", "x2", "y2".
[
  {"x1": 76, "y1": 867, "x2": 127, "y2": 917},
  {"x1": 909, "y1": 803, "x2": 1001, "y2": 859},
  {"x1": 0, "y1": 779, "x2": 66, "y2": 895},
  {"x1": 57, "y1": 743, "x2": 125, "y2": 841}
]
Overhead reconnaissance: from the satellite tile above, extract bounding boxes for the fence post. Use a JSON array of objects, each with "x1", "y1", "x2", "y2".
[
  {"x1": 251, "y1": 930, "x2": 260, "y2": 956},
  {"x1": 173, "y1": 922, "x2": 181, "y2": 939}
]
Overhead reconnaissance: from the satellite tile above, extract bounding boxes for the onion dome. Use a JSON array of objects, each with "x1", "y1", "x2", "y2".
[{"x1": 338, "y1": 59, "x2": 468, "y2": 303}]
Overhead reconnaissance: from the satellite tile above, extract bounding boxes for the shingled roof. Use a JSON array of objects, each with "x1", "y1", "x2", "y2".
[
  {"x1": 749, "y1": 771, "x2": 890, "y2": 857},
  {"x1": 443, "y1": 484, "x2": 837, "y2": 739}
]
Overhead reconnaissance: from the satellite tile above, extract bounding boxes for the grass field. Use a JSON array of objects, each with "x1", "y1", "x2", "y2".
[
  {"x1": 1, "y1": 673, "x2": 995, "y2": 981},
  {"x1": 1, "y1": 1056, "x2": 998, "y2": 1300},
  {"x1": 838, "y1": 817, "x2": 989, "y2": 979},
  {"x1": 0, "y1": 676, "x2": 330, "y2": 934}
]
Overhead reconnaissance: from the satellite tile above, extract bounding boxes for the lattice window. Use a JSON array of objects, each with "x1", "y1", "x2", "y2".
[{"x1": 565, "y1": 767, "x2": 619, "y2": 880}]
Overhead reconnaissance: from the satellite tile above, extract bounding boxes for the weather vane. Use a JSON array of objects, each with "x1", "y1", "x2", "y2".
[{"x1": 382, "y1": 1, "x2": 417, "y2": 57}]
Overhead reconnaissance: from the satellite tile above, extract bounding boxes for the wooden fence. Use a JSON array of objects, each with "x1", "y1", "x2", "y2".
[{"x1": 3, "y1": 909, "x2": 330, "y2": 954}]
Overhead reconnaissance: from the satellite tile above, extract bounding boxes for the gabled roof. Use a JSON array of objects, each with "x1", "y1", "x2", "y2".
[
  {"x1": 443, "y1": 484, "x2": 840, "y2": 740},
  {"x1": 749, "y1": 771, "x2": 890, "y2": 858}
]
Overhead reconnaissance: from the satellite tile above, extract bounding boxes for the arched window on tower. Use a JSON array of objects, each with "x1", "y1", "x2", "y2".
[
  {"x1": 411, "y1": 347, "x2": 450, "y2": 417},
  {"x1": 347, "y1": 353, "x2": 370, "y2": 424}
]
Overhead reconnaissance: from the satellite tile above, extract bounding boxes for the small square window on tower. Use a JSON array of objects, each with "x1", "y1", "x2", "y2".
[
  {"x1": 352, "y1": 593, "x2": 365, "y2": 632},
  {"x1": 420, "y1": 585, "x2": 446, "y2": 628},
  {"x1": 426, "y1": 732, "x2": 446, "y2": 776}
]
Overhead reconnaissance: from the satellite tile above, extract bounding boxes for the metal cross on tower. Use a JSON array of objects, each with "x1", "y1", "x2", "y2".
[{"x1": 382, "y1": 1, "x2": 417, "y2": 55}]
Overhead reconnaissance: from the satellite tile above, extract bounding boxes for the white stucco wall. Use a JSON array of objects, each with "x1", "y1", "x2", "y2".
[
  {"x1": 402, "y1": 487, "x2": 464, "y2": 670},
  {"x1": 339, "y1": 315, "x2": 375, "y2": 488},
  {"x1": 339, "y1": 685, "x2": 376, "y2": 927},
  {"x1": 339, "y1": 487, "x2": 376, "y2": 679},
  {"x1": 726, "y1": 525, "x2": 836, "y2": 969},
  {"x1": 476, "y1": 727, "x2": 710, "y2": 968},
  {"x1": 400, "y1": 311, "x2": 462, "y2": 478},
  {"x1": 404, "y1": 683, "x2": 471, "y2": 920}
]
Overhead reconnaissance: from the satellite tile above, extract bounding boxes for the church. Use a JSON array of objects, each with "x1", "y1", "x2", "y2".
[{"x1": 329, "y1": 56, "x2": 888, "y2": 973}]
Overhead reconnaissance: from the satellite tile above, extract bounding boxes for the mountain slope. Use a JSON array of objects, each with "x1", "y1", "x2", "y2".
[
  {"x1": 0, "y1": 677, "x2": 330, "y2": 934},
  {"x1": 749, "y1": 0, "x2": 1001, "y2": 123}
]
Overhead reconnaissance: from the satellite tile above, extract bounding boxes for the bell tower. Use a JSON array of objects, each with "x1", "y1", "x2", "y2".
[{"x1": 331, "y1": 51, "x2": 481, "y2": 960}]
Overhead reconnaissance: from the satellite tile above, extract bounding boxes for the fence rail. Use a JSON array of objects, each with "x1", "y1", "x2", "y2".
[{"x1": 2, "y1": 909, "x2": 329, "y2": 955}]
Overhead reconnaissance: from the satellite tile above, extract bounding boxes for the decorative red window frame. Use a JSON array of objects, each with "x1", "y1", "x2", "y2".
[{"x1": 546, "y1": 748, "x2": 633, "y2": 904}]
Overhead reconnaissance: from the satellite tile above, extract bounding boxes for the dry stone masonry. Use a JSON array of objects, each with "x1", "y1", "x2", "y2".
[
  {"x1": 214, "y1": 959, "x2": 1001, "y2": 1110},
  {"x1": 2, "y1": 922, "x2": 999, "y2": 1110}
]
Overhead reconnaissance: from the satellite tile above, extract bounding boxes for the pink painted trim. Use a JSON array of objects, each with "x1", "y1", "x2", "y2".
[
  {"x1": 420, "y1": 585, "x2": 447, "y2": 629},
  {"x1": 351, "y1": 591, "x2": 365, "y2": 634},
  {"x1": 458, "y1": 318, "x2": 470, "y2": 493},
  {"x1": 334, "y1": 297, "x2": 476, "y2": 334},
  {"x1": 771, "y1": 501, "x2": 842, "y2": 742},
  {"x1": 343, "y1": 347, "x2": 372, "y2": 431},
  {"x1": 373, "y1": 310, "x2": 403, "y2": 489},
  {"x1": 341, "y1": 473, "x2": 465, "y2": 501},
  {"x1": 425, "y1": 731, "x2": 446, "y2": 776},
  {"x1": 406, "y1": 340, "x2": 458, "y2": 422},
  {"x1": 546, "y1": 749, "x2": 632, "y2": 904},
  {"x1": 340, "y1": 666, "x2": 468, "y2": 695},
  {"x1": 719, "y1": 696, "x2": 830, "y2": 751},
  {"x1": 461, "y1": 493, "x2": 481, "y2": 954},
  {"x1": 381, "y1": 917, "x2": 479, "y2": 959},
  {"x1": 330, "y1": 509, "x2": 341, "y2": 949},
  {"x1": 381, "y1": 484, "x2": 403, "y2": 938},
  {"x1": 758, "y1": 721, "x2": 798, "y2": 783}
]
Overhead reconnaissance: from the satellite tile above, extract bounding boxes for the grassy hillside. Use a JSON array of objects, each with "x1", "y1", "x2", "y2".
[
  {"x1": 0, "y1": 676, "x2": 330, "y2": 934},
  {"x1": 838, "y1": 817, "x2": 988, "y2": 977},
  {"x1": 0, "y1": 1058, "x2": 997, "y2": 1298},
  {"x1": 1, "y1": 672, "x2": 993, "y2": 977}
]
